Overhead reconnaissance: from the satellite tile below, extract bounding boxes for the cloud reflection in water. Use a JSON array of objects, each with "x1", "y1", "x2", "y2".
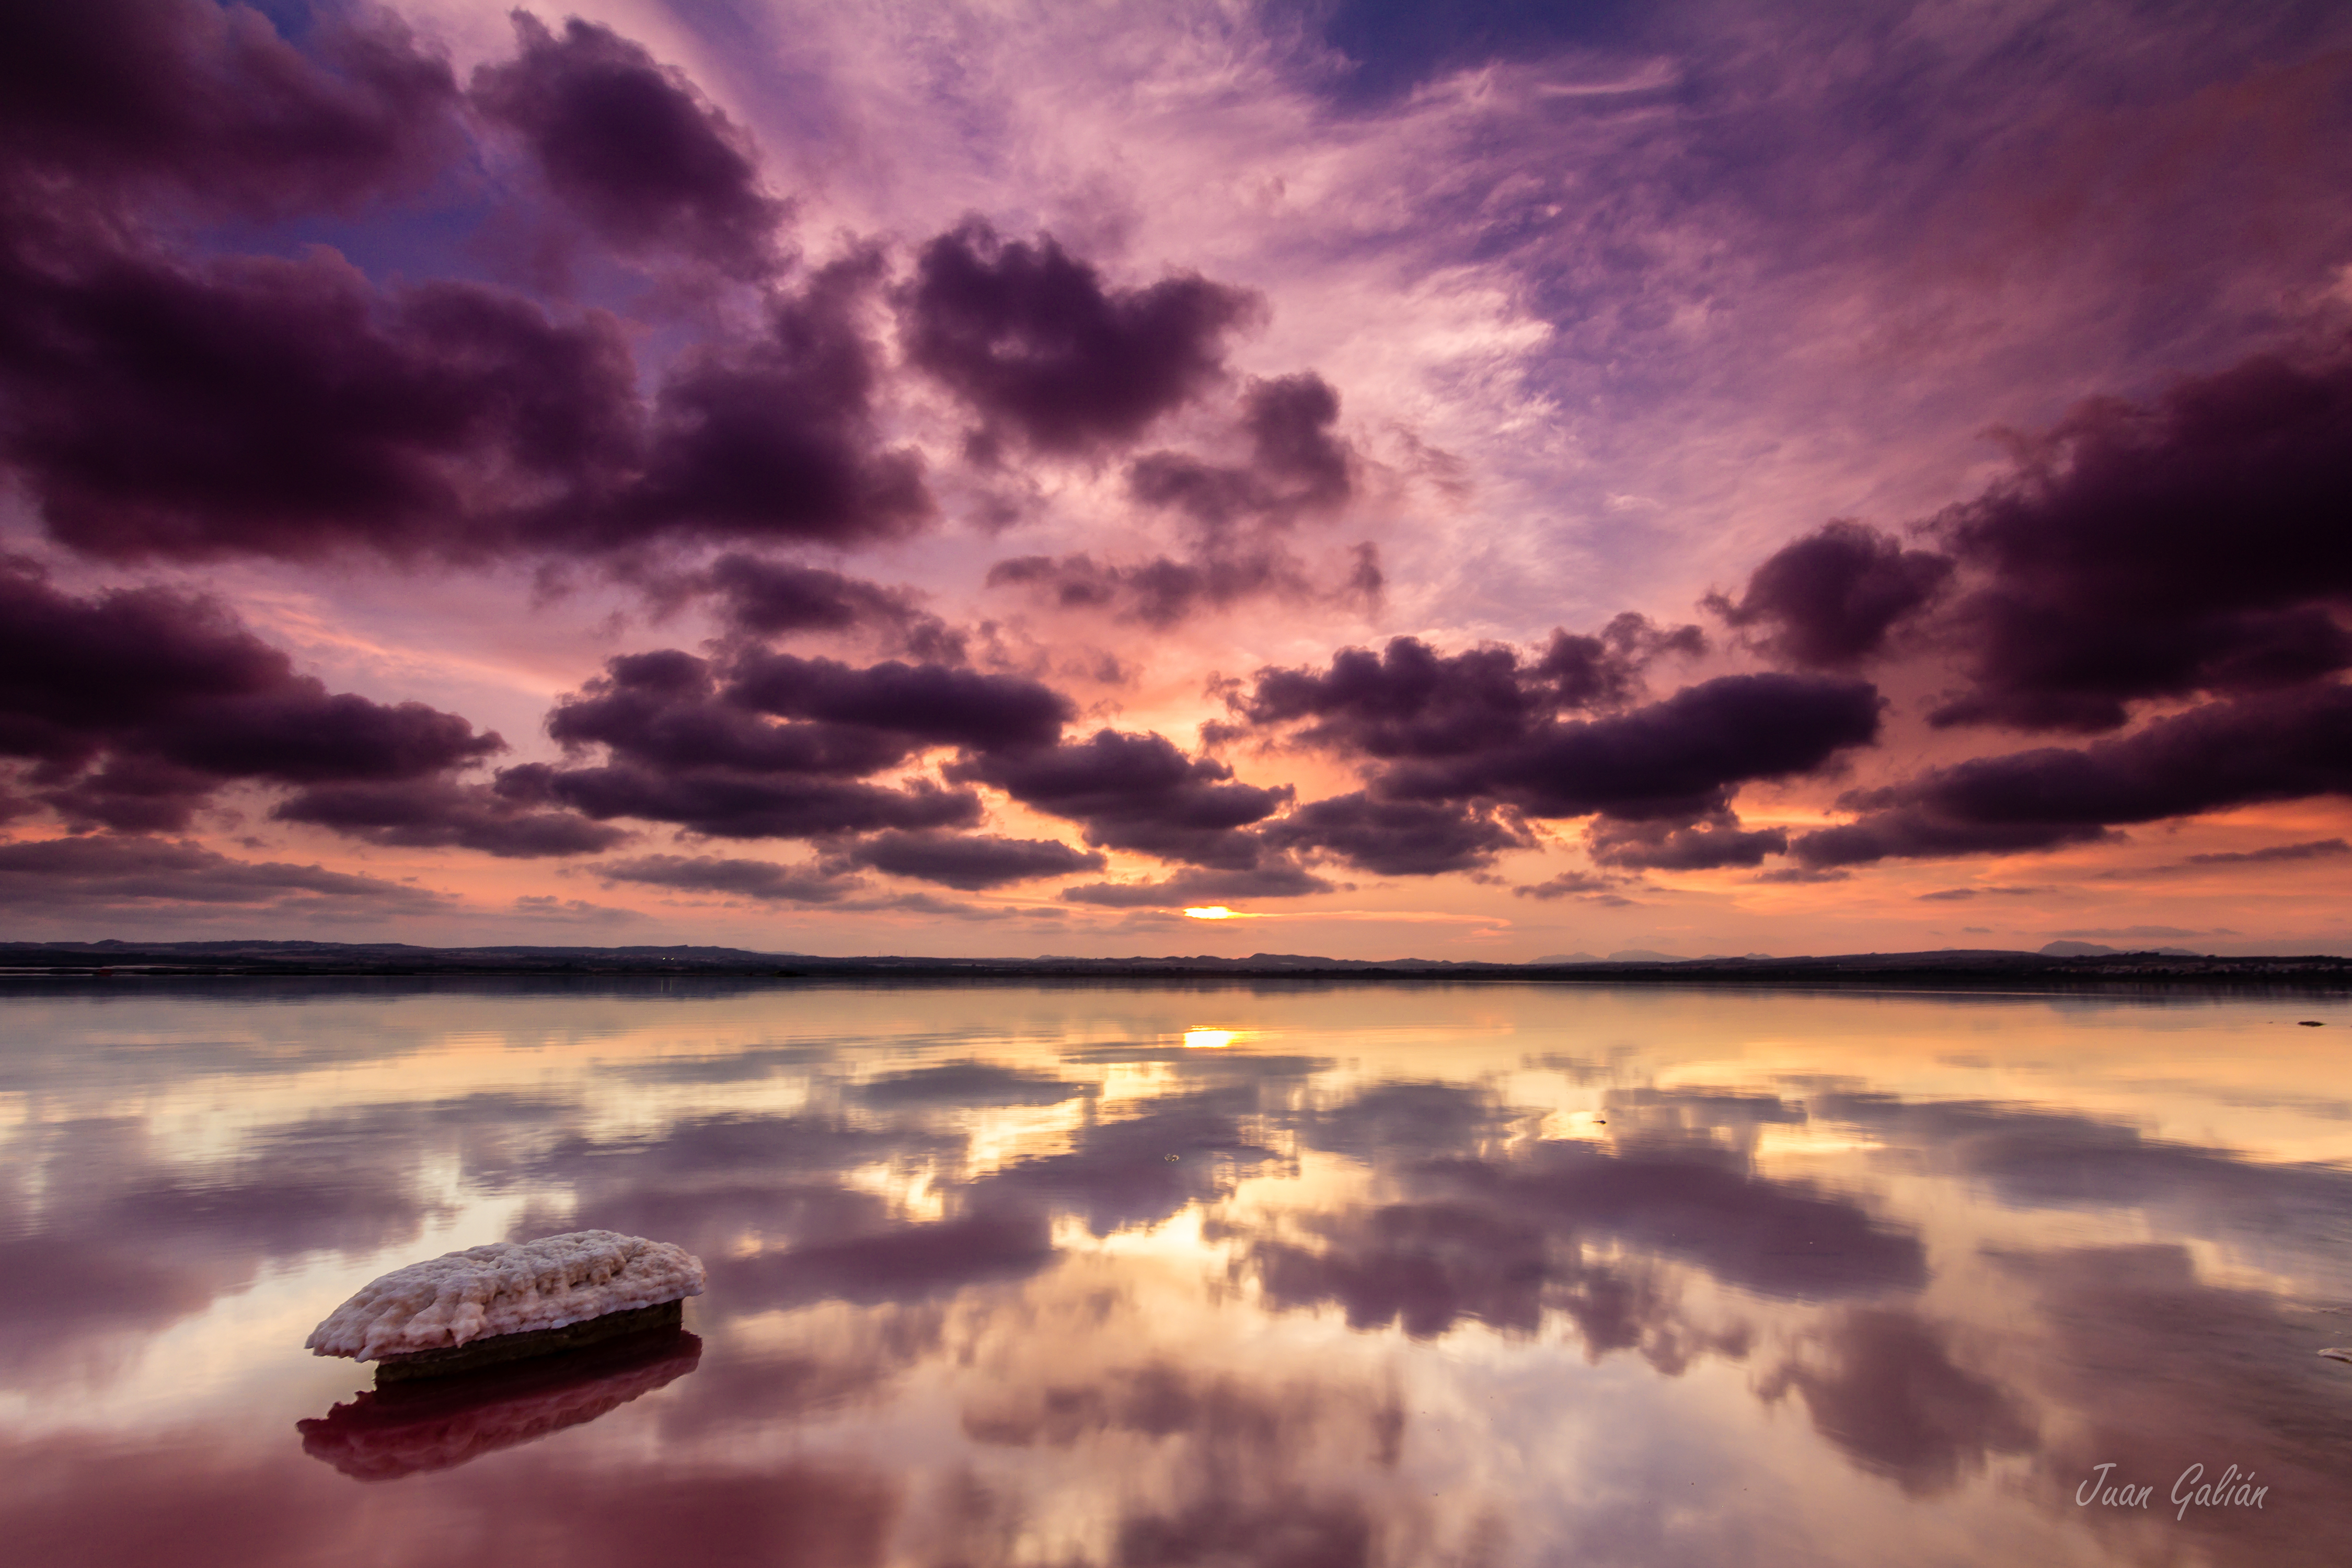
[{"x1": 0, "y1": 981, "x2": 2346, "y2": 1566}]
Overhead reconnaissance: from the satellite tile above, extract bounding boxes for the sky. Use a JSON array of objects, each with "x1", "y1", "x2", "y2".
[{"x1": 1, "y1": 0, "x2": 2348, "y2": 959}]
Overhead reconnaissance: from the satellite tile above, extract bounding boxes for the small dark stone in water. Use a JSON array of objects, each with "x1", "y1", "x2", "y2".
[{"x1": 2298, "y1": 1020, "x2": 2325, "y2": 1027}]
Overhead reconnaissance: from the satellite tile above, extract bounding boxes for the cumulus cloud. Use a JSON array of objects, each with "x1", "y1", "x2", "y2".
[
  {"x1": 1795, "y1": 684, "x2": 2352, "y2": 866},
  {"x1": 1228, "y1": 632, "x2": 1870, "y2": 878},
  {"x1": 1240, "y1": 618, "x2": 1702, "y2": 760},
  {"x1": 0, "y1": 0, "x2": 463, "y2": 218},
  {"x1": 1373, "y1": 673, "x2": 1882, "y2": 822},
  {"x1": 699, "y1": 554, "x2": 961, "y2": 660},
  {"x1": 950, "y1": 728, "x2": 1292, "y2": 870},
  {"x1": 0, "y1": 243, "x2": 643, "y2": 564},
  {"x1": 1261, "y1": 793, "x2": 1531, "y2": 877},
  {"x1": 1715, "y1": 342, "x2": 2352, "y2": 736},
  {"x1": 0, "y1": 12, "x2": 923, "y2": 569},
  {"x1": 566, "y1": 255, "x2": 932, "y2": 555},
  {"x1": 0, "y1": 559, "x2": 586, "y2": 844},
  {"x1": 837, "y1": 831, "x2": 1105, "y2": 890},
  {"x1": 519, "y1": 644, "x2": 1077, "y2": 841},
  {"x1": 1927, "y1": 341, "x2": 2352, "y2": 733},
  {"x1": 0, "y1": 834, "x2": 449, "y2": 914},
  {"x1": 272, "y1": 779, "x2": 631, "y2": 859},
  {"x1": 1585, "y1": 811, "x2": 1788, "y2": 871},
  {"x1": 471, "y1": 15, "x2": 787, "y2": 280},
  {"x1": 1706, "y1": 520, "x2": 1952, "y2": 670},
  {"x1": 903, "y1": 217, "x2": 1261, "y2": 456}
]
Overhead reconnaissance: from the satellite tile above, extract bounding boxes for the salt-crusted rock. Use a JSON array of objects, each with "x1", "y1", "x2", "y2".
[{"x1": 306, "y1": 1230, "x2": 706, "y2": 1363}]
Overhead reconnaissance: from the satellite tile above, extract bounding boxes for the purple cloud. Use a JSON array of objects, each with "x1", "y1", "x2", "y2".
[
  {"x1": 471, "y1": 14, "x2": 787, "y2": 279},
  {"x1": 0, "y1": 558, "x2": 517, "y2": 835},
  {"x1": 0, "y1": 834, "x2": 449, "y2": 914},
  {"x1": 1707, "y1": 521, "x2": 1953, "y2": 671},
  {"x1": 1928, "y1": 343, "x2": 2352, "y2": 733},
  {"x1": 1796, "y1": 684, "x2": 2352, "y2": 867},
  {"x1": 950, "y1": 728, "x2": 1292, "y2": 869},
  {"x1": 904, "y1": 218, "x2": 1261, "y2": 455},
  {"x1": 839, "y1": 831, "x2": 1105, "y2": 890}
]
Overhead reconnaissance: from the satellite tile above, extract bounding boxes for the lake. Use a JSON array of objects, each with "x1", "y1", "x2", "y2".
[{"x1": 3, "y1": 978, "x2": 2347, "y2": 1567}]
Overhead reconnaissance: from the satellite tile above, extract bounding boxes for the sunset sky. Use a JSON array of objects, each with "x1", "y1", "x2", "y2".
[{"x1": 3, "y1": 0, "x2": 2348, "y2": 958}]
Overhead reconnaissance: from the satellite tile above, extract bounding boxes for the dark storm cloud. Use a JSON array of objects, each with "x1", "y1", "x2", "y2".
[
  {"x1": 521, "y1": 761, "x2": 979, "y2": 841},
  {"x1": 1239, "y1": 618, "x2": 1703, "y2": 762},
  {"x1": 1760, "y1": 1306, "x2": 2036, "y2": 1496},
  {"x1": 951, "y1": 728, "x2": 1292, "y2": 867},
  {"x1": 564, "y1": 256, "x2": 933, "y2": 555},
  {"x1": 592, "y1": 854, "x2": 854, "y2": 904},
  {"x1": 0, "y1": 243, "x2": 643, "y2": 564},
  {"x1": 1380, "y1": 672, "x2": 1883, "y2": 822},
  {"x1": 520, "y1": 643, "x2": 1081, "y2": 841},
  {"x1": 1584, "y1": 811, "x2": 1787, "y2": 870},
  {"x1": 547, "y1": 651, "x2": 914, "y2": 779},
  {"x1": 0, "y1": 0, "x2": 463, "y2": 217},
  {"x1": 839, "y1": 831, "x2": 1105, "y2": 890},
  {"x1": 1226, "y1": 638, "x2": 1854, "y2": 878},
  {"x1": 903, "y1": 217, "x2": 1261, "y2": 454},
  {"x1": 0, "y1": 560, "x2": 536, "y2": 835},
  {"x1": 3, "y1": 227, "x2": 919, "y2": 566},
  {"x1": 0, "y1": 835, "x2": 449, "y2": 914},
  {"x1": 726, "y1": 650, "x2": 1071, "y2": 752},
  {"x1": 1260, "y1": 792, "x2": 1532, "y2": 876},
  {"x1": 271, "y1": 778, "x2": 631, "y2": 859},
  {"x1": 1705, "y1": 520, "x2": 1953, "y2": 670},
  {"x1": 1125, "y1": 372, "x2": 1356, "y2": 535},
  {"x1": 1794, "y1": 683, "x2": 2352, "y2": 866},
  {"x1": 1691, "y1": 340, "x2": 2352, "y2": 768},
  {"x1": 699, "y1": 555, "x2": 961, "y2": 661},
  {"x1": 1926, "y1": 342, "x2": 2352, "y2": 733},
  {"x1": 471, "y1": 14, "x2": 787, "y2": 279}
]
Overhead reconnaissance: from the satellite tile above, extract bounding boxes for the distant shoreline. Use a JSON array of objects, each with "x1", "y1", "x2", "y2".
[{"x1": 3, "y1": 941, "x2": 2347, "y2": 990}]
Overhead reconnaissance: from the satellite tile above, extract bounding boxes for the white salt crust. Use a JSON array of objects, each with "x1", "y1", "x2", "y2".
[{"x1": 306, "y1": 1230, "x2": 706, "y2": 1362}]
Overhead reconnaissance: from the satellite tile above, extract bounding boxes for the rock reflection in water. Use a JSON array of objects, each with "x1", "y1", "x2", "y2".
[{"x1": 297, "y1": 1328, "x2": 701, "y2": 1482}]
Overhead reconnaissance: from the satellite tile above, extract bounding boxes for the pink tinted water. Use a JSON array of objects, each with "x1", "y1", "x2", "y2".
[{"x1": 3, "y1": 978, "x2": 2347, "y2": 1567}]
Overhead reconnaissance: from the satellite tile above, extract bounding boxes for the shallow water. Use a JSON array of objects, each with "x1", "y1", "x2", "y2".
[{"x1": 3, "y1": 978, "x2": 2348, "y2": 1567}]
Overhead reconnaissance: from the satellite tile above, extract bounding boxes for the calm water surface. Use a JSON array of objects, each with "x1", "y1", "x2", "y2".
[{"x1": 3, "y1": 979, "x2": 2348, "y2": 1567}]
